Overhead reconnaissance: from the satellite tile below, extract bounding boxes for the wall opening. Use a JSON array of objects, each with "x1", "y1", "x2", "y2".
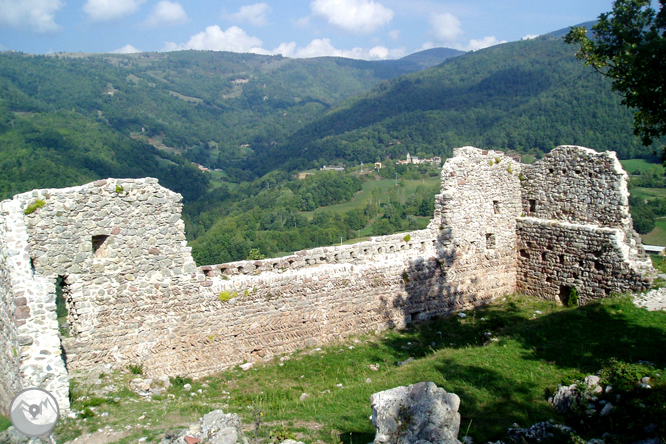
[
  {"x1": 92, "y1": 235, "x2": 109, "y2": 257},
  {"x1": 55, "y1": 275, "x2": 71, "y2": 348},
  {"x1": 493, "y1": 200, "x2": 500, "y2": 214},
  {"x1": 528, "y1": 199, "x2": 536, "y2": 213},
  {"x1": 558, "y1": 285, "x2": 574, "y2": 306},
  {"x1": 486, "y1": 233, "x2": 496, "y2": 249}
]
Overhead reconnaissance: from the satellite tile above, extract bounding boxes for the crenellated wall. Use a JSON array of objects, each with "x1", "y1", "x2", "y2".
[{"x1": 0, "y1": 145, "x2": 655, "y2": 416}]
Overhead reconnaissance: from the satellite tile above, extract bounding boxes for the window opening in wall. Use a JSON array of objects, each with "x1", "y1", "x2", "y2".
[
  {"x1": 559, "y1": 254, "x2": 565, "y2": 263},
  {"x1": 559, "y1": 285, "x2": 574, "y2": 306},
  {"x1": 486, "y1": 233, "x2": 496, "y2": 249},
  {"x1": 493, "y1": 200, "x2": 500, "y2": 214},
  {"x1": 541, "y1": 252, "x2": 547, "y2": 262},
  {"x1": 55, "y1": 275, "x2": 71, "y2": 339},
  {"x1": 519, "y1": 249, "x2": 529, "y2": 258},
  {"x1": 30, "y1": 258, "x2": 36, "y2": 275},
  {"x1": 528, "y1": 199, "x2": 536, "y2": 213},
  {"x1": 92, "y1": 235, "x2": 109, "y2": 257}
]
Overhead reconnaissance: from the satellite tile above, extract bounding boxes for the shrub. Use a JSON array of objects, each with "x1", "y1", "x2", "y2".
[
  {"x1": 170, "y1": 375, "x2": 193, "y2": 388},
  {"x1": 80, "y1": 408, "x2": 96, "y2": 419},
  {"x1": 128, "y1": 363, "x2": 143, "y2": 375},
  {"x1": 115, "y1": 185, "x2": 124, "y2": 194},
  {"x1": 24, "y1": 199, "x2": 45, "y2": 215},
  {"x1": 269, "y1": 426, "x2": 295, "y2": 443},
  {"x1": 403, "y1": 234, "x2": 411, "y2": 242},
  {"x1": 219, "y1": 290, "x2": 237, "y2": 302}
]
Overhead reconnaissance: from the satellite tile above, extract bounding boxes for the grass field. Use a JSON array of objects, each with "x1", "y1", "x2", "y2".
[
  {"x1": 630, "y1": 187, "x2": 666, "y2": 200},
  {"x1": 302, "y1": 178, "x2": 440, "y2": 220},
  {"x1": 641, "y1": 219, "x2": 666, "y2": 246},
  {"x1": 30, "y1": 294, "x2": 665, "y2": 444},
  {"x1": 620, "y1": 158, "x2": 664, "y2": 175}
]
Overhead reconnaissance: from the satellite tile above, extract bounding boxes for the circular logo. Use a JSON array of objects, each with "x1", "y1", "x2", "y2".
[{"x1": 9, "y1": 388, "x2": 60, "y2": 437}]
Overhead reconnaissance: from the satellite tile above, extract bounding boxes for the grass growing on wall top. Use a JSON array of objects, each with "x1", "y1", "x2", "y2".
[{"x1": 53, "y1": 294, "x2": 666, "y2": 444}]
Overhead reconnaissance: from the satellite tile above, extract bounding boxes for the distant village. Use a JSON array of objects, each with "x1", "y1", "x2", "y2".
[{"x1": 396, "y1": 153, "x2": 442, "y2": 165}]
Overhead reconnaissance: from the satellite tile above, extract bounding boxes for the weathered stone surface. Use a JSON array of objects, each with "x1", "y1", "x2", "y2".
[{"x1": 370, "y1": 381, "x2": 461, "y2": 444}]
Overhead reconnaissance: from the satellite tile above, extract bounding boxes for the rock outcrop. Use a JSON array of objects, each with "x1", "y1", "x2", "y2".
[{"x1": 370, "y1": 381, "x2": 462, "y2": 444}]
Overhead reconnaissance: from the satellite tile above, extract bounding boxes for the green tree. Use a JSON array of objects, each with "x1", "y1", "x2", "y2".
[{"x1": 565, "y1": 0, "x2": 666, "y2": 145}]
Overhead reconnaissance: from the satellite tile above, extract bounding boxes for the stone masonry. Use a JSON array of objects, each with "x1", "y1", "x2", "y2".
[{"x1": 0, "y1": 145, "x2": 654, "y2": 416}]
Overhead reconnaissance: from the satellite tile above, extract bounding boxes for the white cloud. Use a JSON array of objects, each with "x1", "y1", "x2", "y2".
[
  {"x1": 311, "y1": 0, "x2": 394, "y2": 34},
  {"x1": 0, "y1": 0, "x2": 63, "y2": 33},
  {"x1": 227, "y1": 3, "x2": 271, "y2": 26},
  {"x1": 388, "y1": 29, "x2": 400, "y2": 41},
  {"x1": 272, "y1": 38, "x2": 404, "y2": 60},
  {"x1": 164, "y1": 25, "x2": 264, "y2": 53},
  {"x1": 144, "y1": 1, "x2": 187, "y2": 27},
  {"x1": 293, "y1": 16, "x2": 311, "y2": 28},
  {"x1": 112, "y1": 44, "x2": 141, "y2": 53},
  {"x1": 83, "y1": 0, "x2": 146, "y2": 22},
  {"x1": 522, "y1": 34, "x2": 539, "y2": 40},
  {"x1": 466, "y1": 36, "x2": 506, "y2": 51},
  {"x1": 427, "y1": 12, "x2": 463, "y2": 44}
]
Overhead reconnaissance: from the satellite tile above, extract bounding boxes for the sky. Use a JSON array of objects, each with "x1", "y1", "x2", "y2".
[{"x1": 0, "y1": 0, "x2": 640, "y2": 59}]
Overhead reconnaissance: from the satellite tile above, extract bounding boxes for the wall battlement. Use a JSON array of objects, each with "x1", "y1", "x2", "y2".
[{"x1": 0, "y1": 146, "x2": 653, "y2": 416}]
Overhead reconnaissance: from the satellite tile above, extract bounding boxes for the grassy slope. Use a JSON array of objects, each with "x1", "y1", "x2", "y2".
[
  {"x1": 52, "y1": 295, "x2": 666, "y2": 444},
  {"x1": 301, "y1": 177, "x2": 439, "y2": 218}
]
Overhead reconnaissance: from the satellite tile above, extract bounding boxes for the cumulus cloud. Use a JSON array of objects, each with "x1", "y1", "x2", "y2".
[
  {"x1": 427, "y1": 12, "x2": 463, "y2": 44},
  {"x1": 144, "y1": 1, "x2": 187, "y2": 27},
  {"x1": 388, "y1": 29, "x2": 400, "y2": 41},
  {"x1": 83, "y1": 0, "x2": 145, "y2": 22},
  {"x1": 112, "y1": 44, "x2": 141, "y2": 53},
  {"x1": 226, "y1": 3, "x2": 271, "y2": 26},
  {"x1": 0, "y1": 0, "x2": 63, "y2": 33},
  {"x1": 522, "y1": 34, "x2": 539, "y2": 40},
  {"x1": 163, "y1": 25, "x2": 263, "y2": 52},
  {"x1": 272, "y1": 38, "x2": 404, "y2": 60},
  {"x1": 466, "y1": 36, "x2": 506, "y2": 51},
  {"x1": 311, "y1": 0, "x2": 394, "y2": 33}
]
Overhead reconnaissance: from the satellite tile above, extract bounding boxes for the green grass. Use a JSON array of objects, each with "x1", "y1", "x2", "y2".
[
  {"x1": 302, "y1": 178, "x2": 439, "y2": 220},
  {"x1": 620, "y1": 158, "x2": 664, "y2": 175},
  {"x1": 0, "y1": 415, "x2": 11, "y2": 432},
  {"x1": 630, "y1": 187, "x2": 666, "y2": 200},
  {"x1": 641, "y1": 218, "x2": 666, "y2": 246},
  {"x1": 53, "y1": 294, "x2": 666, "y2": 444}
]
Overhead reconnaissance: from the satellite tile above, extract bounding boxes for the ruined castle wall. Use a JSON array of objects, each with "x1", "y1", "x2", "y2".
[
  {"x1": 0, "y1": 207, "x2": 21, "y2": 416},
  {"x1": 0, "y1": 145, "x2": 656, "y2": 415},
  {"x1": 0, "y1": 199, "x2": 69, "y2": 415},
  {"x1": 517, "y1": 146, "x2": 653, "y2": 301},
  {"x1": 61, "y1": 231, "x2": 453, "y2": 378},
  {"x1": 429, "y1": 147, "x2": 523, "y2": 305}
]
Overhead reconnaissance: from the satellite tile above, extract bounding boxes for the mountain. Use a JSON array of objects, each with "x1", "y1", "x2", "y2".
[
  {"x1": 245, "y1": 33, "x2": 652, "y2": 174},
  {"x1": 377, "y1": 47, "x2": 465, "y2": 73},
  {"x1": 0, "y1": 48, "x2": 461, "y2": 197}
]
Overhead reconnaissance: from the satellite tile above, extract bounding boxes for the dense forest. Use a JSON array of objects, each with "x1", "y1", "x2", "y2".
[{"x1": 247, "y1": 33, "x2": 661, "y2": 175}]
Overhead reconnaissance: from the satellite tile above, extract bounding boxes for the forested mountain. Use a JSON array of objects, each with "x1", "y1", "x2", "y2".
[
  {"x1": 0, "y1": 47, "x2": 461, "y2": 197},
  {"x1": 246, "y1": 33, "x2": 656, "y2": 174}
]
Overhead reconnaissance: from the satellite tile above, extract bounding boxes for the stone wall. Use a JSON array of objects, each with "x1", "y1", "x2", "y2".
[
  {"x1": 429, "y1": 147, "x2": 523, "y2": 305},
  {"x1": 517, "y1": 146, "x2": 653, "y2": 302},
  {"x1": 0, "y1": 199, "x2": 69, "y2": 416},
  {"x1": 0, "y1": 207, "x2": 21, "y2": 416},
  {"x1": 0, "y1": 145, "x2": 655, "y2": 416}
]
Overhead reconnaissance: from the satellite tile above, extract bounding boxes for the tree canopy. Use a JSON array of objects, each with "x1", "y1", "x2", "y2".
[{"x1": 565, "y1": 0, "x2": 666, "y2": 145}]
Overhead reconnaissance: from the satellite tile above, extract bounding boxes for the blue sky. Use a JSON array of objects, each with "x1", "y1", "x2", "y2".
[{"x1": 0, "y1": 0, "x2": 633, "y2": 59}]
